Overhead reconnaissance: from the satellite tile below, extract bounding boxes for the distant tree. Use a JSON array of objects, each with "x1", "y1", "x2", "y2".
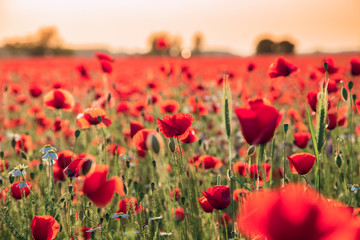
[
  {"x1": 256, "y1": 39, "x2": 276, "y2": 54},
  {"x1": 255, "y1": 37, "x2": 296, "y2": 54},
  {"x1": 3, "y1": 26, "x2": 73, "y2": 56},
  {"x1": 276, "y1": 40, "x2": 295, "y2": 54},
  {"x1": 191, "y1": 32, "x2": 204, "y2": 55}
]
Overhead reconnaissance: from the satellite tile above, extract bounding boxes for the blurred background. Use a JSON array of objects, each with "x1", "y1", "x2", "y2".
[{"x1": 0, "y1": 0, "x2": 359, "y2": 57}]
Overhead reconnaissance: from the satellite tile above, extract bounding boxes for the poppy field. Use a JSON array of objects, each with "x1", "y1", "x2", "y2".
[{"x1": 1, "y1": 53, "x2": 360, "y2": 239}]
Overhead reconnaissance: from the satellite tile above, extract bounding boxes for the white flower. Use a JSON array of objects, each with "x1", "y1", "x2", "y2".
[
  {"x1": 42, "y1": 150, "x2": 58, "y2": 165},
  {"x1": 40, "y1": 144, "x2": 57, "y2": 155},
  {"x1": 8, "y1": 164, "x2": 28, "y2": 177}
]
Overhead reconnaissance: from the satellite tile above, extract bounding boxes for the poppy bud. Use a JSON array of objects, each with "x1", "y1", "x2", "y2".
[
  {"x1": 335, "y1": 155, "x2": 342, "y2": 168},
  {"x1": 169, "y1": 138, "x2": 176, "y2": 153},
  {"x1": 342, "y1": 87, "x2": 348, "y2": 101},
  {"x1": 348, "y1": 81, "x2": 353, "y2": 90},
  {"x1": 323, "y1": 62, "x2": 329, "y2": 72},
  {"x1": 80, "y1": 159, "x2": 94, "y2": 176},
  {"x1": 283, "y1": 123, "x2": 289, "y2": 134},
  {"x1": 9, "y1": 175, "x2": 15, "y2": 184},
  {"x1": 0, "y1": 151, "x2": 4, "y2": 159},
  {"x1": 247, "y1": 145, "x2": 256, "y2": 156},
  {"x1": 75, "y1": 129, "x2": 81, "y2": 138}
]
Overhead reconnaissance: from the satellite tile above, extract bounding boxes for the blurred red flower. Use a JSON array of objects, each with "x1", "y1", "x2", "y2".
[
  {"x1": 293, "y1": 132, "x2": 311, "y2": 149},
  {"x1": 117, "y1": 197, "x2": 144, "y2": 214},
  {"x1": 157, "y1": 113, "x2": 194, "y2": 139},
  {"x1": 160, "y1": 99, "x2": 180, "y2": 114},
  {"x1": 43, "y1": 89, "x2": 75, "y2": 111},
  {"x1": 235, "y1": 101, "x2": 282, "y2": 145},
  {"x1": 31, "y1": 215, "x2": 59, "y2": 240},
  {"x1": 11, "y1": 182, "x2": 32, "y2": 199},
  {"x1": 287, "y1": 153, "x2": 316, "y2": 175},
  {"x1": 172, "y1": 208, "x2": 185, "y2": 221},
  {"x1": 76, "y1": 108, "x2": 112, "y2": 129},
  {"x1": 194, "y1": 155, "x2": 223, "y2": 170},
  {"x1": 81, "y1": 164, "x2": 125, "y2": 207},
  {"x1": 268, "y1": 57, "x2": 298, "y2": 78},
  {"x1": 318, "y1": 57, "x2": 339, "y2": 75},
  {"x1": 237, "y1": 184, "x2": 352, "y2": 240},
  {"x1": 350, "y1": 57, "x2": 360, "y2": 76}
]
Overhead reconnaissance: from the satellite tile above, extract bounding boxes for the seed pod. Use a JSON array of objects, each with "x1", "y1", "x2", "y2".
[
  {"x1": 169, "y1": 138, "x2": 176, "y2": 153},
  {"x1": 335, "y1": 155, "x2": 342, "y2": 168}
]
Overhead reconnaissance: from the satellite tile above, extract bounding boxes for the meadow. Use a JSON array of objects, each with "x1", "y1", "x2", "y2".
[{"x1": 0, "y1": 53, "x2": 360, "y2": 239}]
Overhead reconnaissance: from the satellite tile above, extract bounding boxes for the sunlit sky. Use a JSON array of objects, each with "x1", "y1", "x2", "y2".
[{"x1": 1, "y1": 0, "x2": 360, "y2": 55}]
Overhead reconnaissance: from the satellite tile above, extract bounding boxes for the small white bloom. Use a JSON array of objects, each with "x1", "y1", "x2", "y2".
[
  {"x1": 8, "y1": 164, "x2": 28, "y2": 177},
  {"x1": 42, "y1": 150, "x2": 58, "y2": 165},
  {"x1": 40, "y1": 144, "x2": 57, "y2": 155}
]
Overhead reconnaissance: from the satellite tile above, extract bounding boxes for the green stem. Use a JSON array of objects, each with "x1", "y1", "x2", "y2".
[{"x1": 256, "y1": 144, "x2": 265, "y2": 190}]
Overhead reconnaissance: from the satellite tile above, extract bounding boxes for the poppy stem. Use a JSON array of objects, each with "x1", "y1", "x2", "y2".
[
  {"x1": 228, "y1": 140, "x2": 235, "y2": 238},
  {"x1": 256, "y1": 144, "x2": 265, "y2": 190}
]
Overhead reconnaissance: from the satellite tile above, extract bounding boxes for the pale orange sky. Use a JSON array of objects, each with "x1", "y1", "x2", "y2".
[{"x1": 1, "y1": 0, "x2": 360, "y2": 55}]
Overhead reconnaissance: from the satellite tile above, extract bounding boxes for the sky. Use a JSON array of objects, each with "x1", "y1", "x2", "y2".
[{"x1": 1, "y1": 0, "x2": 360, "y2": 55}]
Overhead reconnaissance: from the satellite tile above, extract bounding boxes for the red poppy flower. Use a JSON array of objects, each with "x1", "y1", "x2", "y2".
[
  {"x1": 64, "y1": 158, "x2": 95, "y2": 178},
  {"x1": 318, "y1": 57, "x2": 339, "y2": 75},
  {"x1": 53, "y1": 150, "x2": 78, "y2": 181},
  {"x1": 99, "y1": 59, "x2": 113, "y2": 74},
  {"x1": 287, "y1": 153, "x2": 316, "y2": 175},
  {"x1": 94, "y1": 52, "x2": 114, "y2": 62},
  {"x1": 233, "y1": 161, "x2": 248, "y2": 176},
  {"x1": 76, "y1": 108, "x2": 112, "y2": 129},
  {"x1": 116, "y1": 101, "x2": 131, "y2": 114},
  {"x1": 201, "y1": 186, "x2": 230, "y2": 210},
  {"x1": 15, "y1": 134, "x2": 33, "y2": 154},
  {"x1": 157, "y1": 113, "x2": 194, "y2": 139},
  {"x1": 29, "y1": 85, "x2": 43, "y2": 98},
  {"x1": 293, "y1": 132, "x2": 311, "y2": 149},
  {"x1": 198, "y1": 196, "x2": 214, "y2": 213},
  {"x1": 117, "y1": 197, "x2": 144, "y2": 214},
  {"x1": 31, "y1": 215, "x2": 59, "y2": 240},
  {"x1": 194, "y1": 155, "x2": 223, "y2": 170},
  {"x1": 172, "y1": 208, "x2": 185, "y2": 221},
  {"x1": 130, "y1": 121, "x2": 144, "y2": 138},
  {"x1": 179, "y1": 127, "x2": 198, "y2": 144},
  {"x1": 81, "y1": 164, "x2": 125, "y2": 207},
  {"x1": 247, "y1": 63, "x2": 255, "y2": 72},
  {"x1": 249, "y1": 163, "x2": 272, "y2": 181},
  {"x1": 235, "y1": 102, "x2": 282, "y2": 145},
  {"x1": 238, "y1": 184, "x2": 351, "y2": 240},
  {"x1": 327, "y1": 112, "x2": 346, "y2": 130},
  {"x1": 107, "y1": 143, "x2": 126, "y2": 156},
  {"x1": 11, "y1": 182, "x2": 32, "y2": 199},
  {"x1": 170, "y1": 188, "x2": 181, "y2": 201},
  {"x1": 350, "y1": 57, "x2": 360, "y2": 76},
  {"x1": 77, "y1": 65, "x2": 90, "y2": 79},
  {"x1": 132, "y1": 129, "x2": 156, "y2": 151},
  {"x1": 160, "y1": 100, "x2": 180, "y2": 114},
  {"x1": 268, "y1": 57, "x2": 298, "y2": 78},
  {"x1": 43, "y1": 89, "x2": 75, "y2": 111},
  {"x1": 0, "y1": 160, "x2": 9, "y2": 172}
]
